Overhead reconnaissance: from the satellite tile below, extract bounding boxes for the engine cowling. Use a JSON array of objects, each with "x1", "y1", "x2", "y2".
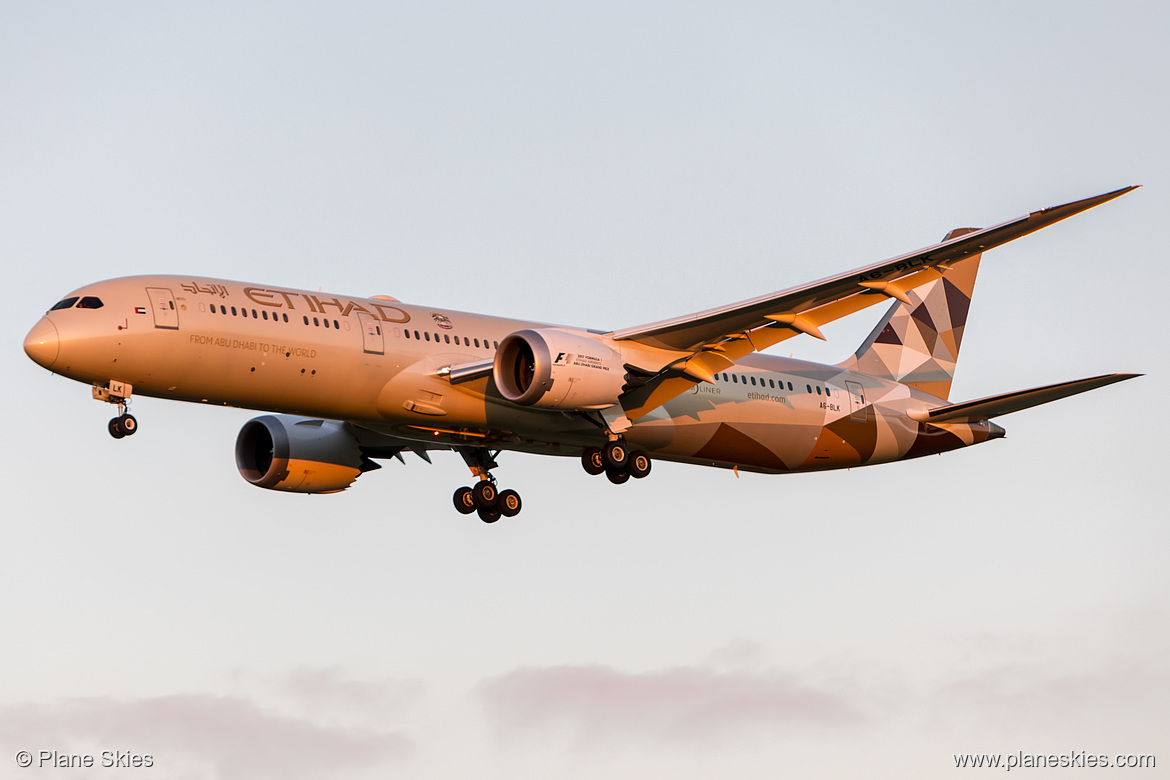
[
  {"x1": 493, "y1": 329, "x2": 626, "y2": 410},
  {"x1": 235, "y1": 415, "x2": 366, "y2": 494}
]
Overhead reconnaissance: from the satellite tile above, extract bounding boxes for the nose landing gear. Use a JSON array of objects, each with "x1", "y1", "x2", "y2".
[
  {"x1": 107, "y1": 413, "x2": 138, "y2": 439},
  {"x1": 94, "y1": 381, "x2": 138, "y2": 439}
]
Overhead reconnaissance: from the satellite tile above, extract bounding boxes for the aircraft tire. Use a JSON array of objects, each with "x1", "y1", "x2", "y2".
[
  {"x1": 478, "y1": 507, "x2": 501, "y2": 523},
  {"x1": 497, "y1": 489, "x2": 522, "y2": 517},
  {"x1": 453, "y1": 486, "x2": 477, "y2": 515},
  {"x1": 581, "y1": 447, "x2": 605, "y2": 475},
  {"x1": 120, "y1": 414, "x2": 138, "y2": 435},
  {"x1": 108, "y1": 418, "x2": 126, "y2": 439},
  {"x1": 605, "y1": 468, "x2": 630, "y2": 485},
  {"x1": 472, "y1": 481, "x2": 498, "y2": 510},
  {"x1": 627, "y1": 451, "x2": 651, "y2": 479},
  {"x1": 602, "y1": 441, "x2": 628, "y2": 469}
]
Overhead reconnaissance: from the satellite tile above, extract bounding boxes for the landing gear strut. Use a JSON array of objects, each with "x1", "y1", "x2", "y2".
[
  {"x1": 581, "y1": 437, "x2": 652, "y2": 484},
  {"x1": 453, "y1": 448, "x2": 523, "y2": 523},
  {"x1": 94, "y1": 381, "x2": 138, "y2": 439}
]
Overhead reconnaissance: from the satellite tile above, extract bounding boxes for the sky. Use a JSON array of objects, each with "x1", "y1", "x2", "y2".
[{"x1": 2, "y1": 1, "x2": 1167, "y2": 777}]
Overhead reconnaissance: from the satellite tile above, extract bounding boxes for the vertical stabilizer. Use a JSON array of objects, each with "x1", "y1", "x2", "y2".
[{"x1": 838, "y1": 228, "x2": 982, "y2": 401}]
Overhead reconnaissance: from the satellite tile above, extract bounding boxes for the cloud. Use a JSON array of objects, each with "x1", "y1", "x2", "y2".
[
  {"x1": 276, "y1": 666, "x2": 425, "y2": 722},
  {"x1": 929, "y1": 662, "x2": 1170, "y2": 740},
  {"x1": 478, "y1": 664, "x2": 862, "y2": 748},
  {"x1": 0, "y1": 693, "x2": 414, "y2": 780}
]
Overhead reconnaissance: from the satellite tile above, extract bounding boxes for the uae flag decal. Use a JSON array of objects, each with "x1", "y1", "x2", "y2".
[{"x1": 135, "y1": 306, "x2": 147, "y2": 314}]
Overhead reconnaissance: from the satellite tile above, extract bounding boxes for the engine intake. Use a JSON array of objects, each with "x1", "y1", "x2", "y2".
[
  {"x1": 235, "y1": 415, "x2": 366, "y2": 494},
  {"x1": 493, "y1": 329, "x2": 626, "y2": 410}
]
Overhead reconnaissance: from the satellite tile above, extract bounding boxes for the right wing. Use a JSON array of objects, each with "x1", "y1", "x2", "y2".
[{"x1": 610, "y1": 186, "x2": 1138, "y2": 420}]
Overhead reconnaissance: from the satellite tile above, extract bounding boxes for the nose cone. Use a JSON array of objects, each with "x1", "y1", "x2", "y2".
[{"x1": 24, "y1": 318, "x2": 59, "y2": 368}]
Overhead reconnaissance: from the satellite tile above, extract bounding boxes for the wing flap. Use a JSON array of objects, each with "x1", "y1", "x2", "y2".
[{"x1": 907, "y1": 373, "x2": 1141, "y2": 423}]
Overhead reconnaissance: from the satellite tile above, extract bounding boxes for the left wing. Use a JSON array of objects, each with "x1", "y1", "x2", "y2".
[{"x1": 611, "y1": 186, "x2": 1137, "y2": 420}]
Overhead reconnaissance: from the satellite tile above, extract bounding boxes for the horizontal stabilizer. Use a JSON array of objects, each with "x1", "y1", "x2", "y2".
[{"x1": 908, "y1": 373, "x2": 1140, "y2": 423}]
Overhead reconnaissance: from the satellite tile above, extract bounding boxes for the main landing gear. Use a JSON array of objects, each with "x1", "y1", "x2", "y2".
[
  {"x1": 452, "y1": 448, "x2": 523, "y2": 523},
  {"x1": 93, "y1": 380, "x2": 138, "y2": 439},
  {"x1": 580, "y1": 438, "x2": 652, "y2": 484}
]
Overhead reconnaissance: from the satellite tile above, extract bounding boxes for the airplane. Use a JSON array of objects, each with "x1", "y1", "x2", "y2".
[{"x1": 23, "y1": 187, "x2": 1140, "y2": 522}]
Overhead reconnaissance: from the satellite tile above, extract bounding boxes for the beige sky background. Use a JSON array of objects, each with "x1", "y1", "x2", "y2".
[{"x1": 3, "y1": 1, "x2": 1167, "y2": 777}]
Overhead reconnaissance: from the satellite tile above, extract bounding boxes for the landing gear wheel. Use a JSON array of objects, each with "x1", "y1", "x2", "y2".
[
  {"x1": 627, "y1": 451, "x2": 651, "y2": 479},
  {"x1": 453, "y1": 486, "x2": 477, "y2": 515},
  {"x1": 108, "y1": 417, "x2": 126, "y2": 439},
  {"x1": 602, "y1": 441, "x2": 628, "y2": 469},
  {"x1": 581, "y1": 447, "x2": 605, "y2": 476},
  {"x1": 119, "y1": 414, "x2": 138, "y2": 436},
  {"x1": 497, "y1": 489, "x2": 522, "y2": 517},
  {"x1": 472, "y1": 481, "x2": 498, "y2": 510},
  {"x1": 605, "y1": 468, "x2": 630, "y2": 485},
  {"x1": 477, "y1": 506, "x2": 501, "y2": 523}
]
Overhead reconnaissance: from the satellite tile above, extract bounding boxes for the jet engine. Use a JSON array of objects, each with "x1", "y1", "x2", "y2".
[
  {"x1": 235, "y1": 415, "x2": 369, "y2": 494},
  {"x1": 493, "y1": 329, "x2": 627, "y2": 410}
]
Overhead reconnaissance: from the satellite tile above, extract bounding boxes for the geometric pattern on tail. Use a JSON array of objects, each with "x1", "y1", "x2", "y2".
[{"x1": 840, "y1": 231, "x2": 982, "y2": 401}]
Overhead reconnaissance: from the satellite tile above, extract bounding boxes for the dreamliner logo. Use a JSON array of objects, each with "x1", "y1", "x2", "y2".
[{"x1": 23, "y1": 188, "x2": 1141, "y2": 524}]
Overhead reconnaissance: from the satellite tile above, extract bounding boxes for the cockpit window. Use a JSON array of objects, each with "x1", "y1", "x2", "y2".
[
  {"x1": 76, "y1": 296, "x2": 104, "y2": 309},
  {"x1": 50, "y1": 297, "x2": 79, "y2": 311}
]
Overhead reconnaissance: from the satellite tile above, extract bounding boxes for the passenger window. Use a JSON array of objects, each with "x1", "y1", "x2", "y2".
[
  {"x1": 262, "y1": 310, "x2": 268, "y2": 320},
  {"x1": 334, "y1": 320, "x2": 340, "y2": 329},
  {"x1": 414, "y1": 330, "x2": 420, "y2": 339},
  {"x1": 788, "y1": 382, "x2": 794, "y2": 391},
  {"x1": 252, "y1": 309, "x2": 258, "y2": 318},
  {"x1": 303, "y1": 315, "x2": 309, "y2": 325},
  {"x1": 425, "y1": 332, "x2": 430, "y2": 341},
  {"x1": 405, "y1": 330, "x2": 411, "y2": 339},
  {"x1": 77, "y1": 296, "x2": 104, "y2": 309},
  {"x1": 769, "y1": 379, "x2": 775, "y2": 388},
  {"x1": 50, "y1": 297, "x2": 79, "y2": 311},
  {"x1": 282, "y1": 313, "x2": 288, "y2": 322},
  {"x1": 232, "y1": 306, "x2": 238, "y2": 316},
  {"x1": 816, "y1": 386, "x2": 822, "y2": 395},
  {"x1": 750, "y1": 377, "x2": 756, "y2": 386},
  {"x1": 806, "y1": 384, "x2": 812, "y2": 393},
  {"x1": 313, "y1": 317, "x2": 319, "y2": 326},
  {"x1": 324, "y1": 319, "x2": 330, "y2": 328},
  {"x1": 493, "y1": 341, "x2": 499, "y2": 349},
  {"x1": 474, "y1": 338, "x2": 480, "y2": 348},
  {"x1": 443, "y1": 334, "x2": 450, "y2": 344},
  {"x1": 732, "y1": 375, "x2": 738, "y2": 383}
]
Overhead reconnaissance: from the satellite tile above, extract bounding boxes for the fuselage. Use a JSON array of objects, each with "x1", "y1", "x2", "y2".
[{"x1": 23, "y1": 275, "x2": 1003, "y2": 474}]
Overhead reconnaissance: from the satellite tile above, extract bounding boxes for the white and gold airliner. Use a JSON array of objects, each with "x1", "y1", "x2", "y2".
[{"x1": 24, "y1": 188, "x2": 1139, "y2": 521}]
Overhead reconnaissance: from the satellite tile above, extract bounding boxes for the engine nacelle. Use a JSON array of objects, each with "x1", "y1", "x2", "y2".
[
  {"x1": 235, "y1": 415, "x2": 366, "y2": 494},
  {"x1": 493, "y1": 328, "x2": 626, "y2": 410}
]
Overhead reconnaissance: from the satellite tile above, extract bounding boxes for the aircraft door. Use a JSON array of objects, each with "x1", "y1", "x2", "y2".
[
  {"x1": 356, "y1": 311, "x2": 384, "y2": 355},
  {"x1": 145, "y1": 287, "x2": 179, "y2": 329},
  {"x1": 845, "y1": 380, "x2": 868, "y2": 422}
]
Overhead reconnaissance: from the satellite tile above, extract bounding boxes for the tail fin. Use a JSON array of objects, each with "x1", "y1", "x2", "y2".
[{"x1": 838, "y1": 228, "x2": 982, "y2": 400}]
